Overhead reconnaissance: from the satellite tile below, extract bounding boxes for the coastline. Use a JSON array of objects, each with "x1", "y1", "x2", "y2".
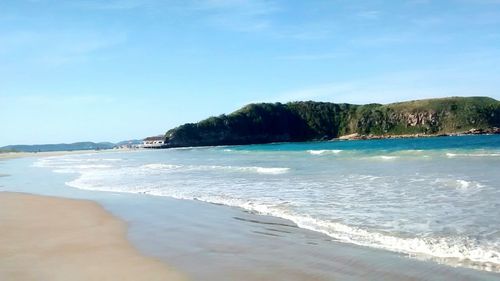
[
  {"x1": 1, "y1": 146, "x2": 500, "y2": 280},
  {"x1": 336, "y1": 127, "x2": 500, "y2": 141},
  {"x1": 110, "y1": 192, "x2": 500, "y2": 281},
  {"x1": 152, "y1": 128, "x2": 500, "y2": 149},
  {"x1": 0, "y1": 192, "x2": 185, "y2": 281}
]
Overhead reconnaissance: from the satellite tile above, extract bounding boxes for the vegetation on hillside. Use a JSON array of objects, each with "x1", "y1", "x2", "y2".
[{"x1": 164, "y1": 97, "x2": 500, "y2": 147}]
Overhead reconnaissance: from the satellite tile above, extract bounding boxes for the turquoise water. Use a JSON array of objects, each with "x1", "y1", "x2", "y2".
[
  {"x1": 231, "y1": 135, "x2": 500, "y2": 152},
  {"x1": 24, "y1": 135, "x2": 500, "y2": 272}
]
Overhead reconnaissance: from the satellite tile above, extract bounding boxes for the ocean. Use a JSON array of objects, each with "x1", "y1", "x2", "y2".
[{"x1": 29, "y1": 135, "x2": 500, "y2": 272}]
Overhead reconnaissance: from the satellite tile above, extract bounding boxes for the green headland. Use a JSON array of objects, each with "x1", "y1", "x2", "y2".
[{"x1": 164, "y1": 96, "x2": 500, "y2": 147}]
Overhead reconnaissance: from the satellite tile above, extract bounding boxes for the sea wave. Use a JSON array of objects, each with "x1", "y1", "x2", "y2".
[
  {"x1": 68, "y1": 182, "x2": 499, "y2": 272},
  {"x1": 138, "y1": 163, "x2": 290, "y2": 175},
  {"x1": 160, "y1": 193, "x2": 500, "y2": 271},
  {"x1": 140, "y1": 163, "x2": 183, "y2": 170},
  {"x1": 435, "y1": 178, "x2": 484, "y2": 191},
  {"x1": 371, "y1": 155, "x2": 399, "y2": 160},
  {"x1": 102, "y1": 158, "x2": 123, "y2": 162},
  {"x1": 33, "y1": 156, "x2": 121, "y2": 167},
  {"x1": 281, "y1": 212, "x2": 500, "y2": 271},
  {"x1": 31, "y1": 149, "x2": 500, "y2": 272},
  {"x1": 191, "y1": 165, "x2": 290, "y2": 175},
  {"x1": 446, "y1": 152, "x2": 500, "y2": 158},
  {"x1": 307, "y1": 149, "x2": 343, "y2": 155}
]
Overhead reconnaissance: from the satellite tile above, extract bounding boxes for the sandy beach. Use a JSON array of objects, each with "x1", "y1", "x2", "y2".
[
  {"x1": 1, "y1": 149, "x2": 500, "y2": 281},
  {"x1": 0, "y1": 192, "x2": 185, "y2": 281}
]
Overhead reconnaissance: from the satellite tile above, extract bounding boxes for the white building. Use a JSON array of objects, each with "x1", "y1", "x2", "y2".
[{"x1": 143, "y1": 136, "x2": 166, "y2": 148}]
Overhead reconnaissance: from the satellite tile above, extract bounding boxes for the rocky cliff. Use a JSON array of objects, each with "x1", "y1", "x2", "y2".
[{"x1": 164, "y1": 97, "x2": 500, "y2": 147}]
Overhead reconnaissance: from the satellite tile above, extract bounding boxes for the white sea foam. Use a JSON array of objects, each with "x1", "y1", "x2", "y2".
[
  {"x1": 373, "y1": 155, "x2": 399, "y2": 160},
  {"x1": 32, "y1": 158, "x2": 58, "y2": 167},
  {"x1": 307, "y1": 149, "x2": 342, "y2": 155},
  {"x1": 446, "y1": 152, "x2": 500, "y2": 158},
  {"x1": 102, "y1": 158, "x2": 123, "y2": 162},
  {"x1": 356, "y1": 175, "x2": 382, "y2": 181},
  {"x1": 31, "y1": 146, "x2": 500, "y2": 272},
  {"x1": 111, "y1": 187, "x2": 500, "y2": 271},
  {"x1": 277, "y1": 213, "x2": 500, "y2": 269},
  {"x1": 140, "y1": 163, "x2": 182, "y2": 170},
  {"x1": 251, "y1": 167, "x2": 290, "y2": 174},
  {"x1": 456, "y1": 180, "x2": 470, "y2": 189},
  {"x1": 137, "y1": 163, "x2": 290, "y2": 175},
  {"x1": 33, "y1": 157, "x2": 113, "y2": 170},
  {"x1": 64, "y1": 176, "x2": 500, "y2": 270},
  {"x1": 53, "y1": 164, "x2": 112, "y2": 174},
  {"x1": 73, "y1": 164, "x2": 112, "y2": 169},
  {"x1": 196, "y1": 165, "x2": 290, "y2": 175},
  {"x1": 435, "y1": 178, "x2": 484, "y2": 191}
]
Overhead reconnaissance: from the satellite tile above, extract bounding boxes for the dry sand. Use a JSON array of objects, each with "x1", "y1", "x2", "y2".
[{"x1": 0, "y1": 192, "x2": 185, "y2": 281}]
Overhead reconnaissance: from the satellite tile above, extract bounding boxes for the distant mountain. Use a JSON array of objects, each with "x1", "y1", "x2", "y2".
[
  {"x1": 164, "y1": 96, "x2": 500, "y2": 147},
  {"x1": 115, "y1": 139, "x2": 142, "y2": 146},
  {"x1": 0, "y1": 142, "x2": 116, "y2": 153}
]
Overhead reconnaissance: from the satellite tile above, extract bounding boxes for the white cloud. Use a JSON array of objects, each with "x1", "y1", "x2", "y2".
[{"x1": 268, "y1": 65, "x2": 500, "y2": 104}]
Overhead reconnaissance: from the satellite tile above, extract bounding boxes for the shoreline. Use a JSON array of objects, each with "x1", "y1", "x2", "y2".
[
  {"x1": 0, "y1": 192, "x2": 185, "y2": 281},
  {"x1": 1, "y1": 147, "x2": 500, "y2": 280},
  {"x1": 336, "y1": 127, "x2": 500, "y2": 141},
  {"x1": 1, "y1": 187, "x2": 499, "y2": 280},
  {"x1": 148, "y1": 128, "x2": 500, "y2": 149},
  {"x1": 2, "y1": 130, "x2": 499, "y2": 155},
  {"x1": 116, "y1": 192, "x2": 500, "y2": 281}
]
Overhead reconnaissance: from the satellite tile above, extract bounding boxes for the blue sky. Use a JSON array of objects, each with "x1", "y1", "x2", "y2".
[{"x1": 1, "y1": 0, "x2": 500, "y2": 145}]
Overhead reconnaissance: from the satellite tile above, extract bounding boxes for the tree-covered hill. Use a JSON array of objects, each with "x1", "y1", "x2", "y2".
[{"x1": 164, "y1": 97, "x2": 500, "y2": 147}]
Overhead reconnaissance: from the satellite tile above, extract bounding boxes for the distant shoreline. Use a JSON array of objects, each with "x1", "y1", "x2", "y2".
[
  {"x1": 2, "y1": 128, "x2": 499, "y2": 155},
  {"x1": 154, "y1": 128, "x2": 500, "y2": 149},
  {"x1": 335, "y1": 127, "x2": 500, "y2": 141},
  {"x1": 0, "y1": 147, "x2": 142, "y2": 158},
  {"x1": 0, "y1": 149, "x2": 111, "y2": 160}
]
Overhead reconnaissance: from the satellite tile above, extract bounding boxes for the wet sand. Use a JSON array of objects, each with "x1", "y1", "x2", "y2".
[
  {"x1": 0, "y1": 192, "x2": 185, "y2": 281},
  {"x1": 107, "y1": 193, "x2": 500, "y2": 281}
]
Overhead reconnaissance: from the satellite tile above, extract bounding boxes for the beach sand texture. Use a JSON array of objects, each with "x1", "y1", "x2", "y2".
[{"x1": 0, "y1": 192, "x2": 184, "y2": 281}]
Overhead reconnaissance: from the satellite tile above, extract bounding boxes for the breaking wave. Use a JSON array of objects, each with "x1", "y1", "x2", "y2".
[
  {"x1": 446, "y1": 152, "x2": 500, "y2": 158},
  {"x1": 64, "y1": 177, "x2": 500, "y2": 272},
  {"x1": 307, "y1": 149, "x2": 343, "y2": 155},
  {"x1": 31, "y1": 141, "x2": 500, "y2": 273},
  {"x1": 140, "y1": 163, "x2": 183, "y2": 170},
  {"x1": 372, "y1": 155, "x2": 399, "y2": 160}
]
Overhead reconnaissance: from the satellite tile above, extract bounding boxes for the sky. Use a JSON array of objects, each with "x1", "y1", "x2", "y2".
[{"x1": 1, "y1": 0, "x2": 500, "y2": 146}]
